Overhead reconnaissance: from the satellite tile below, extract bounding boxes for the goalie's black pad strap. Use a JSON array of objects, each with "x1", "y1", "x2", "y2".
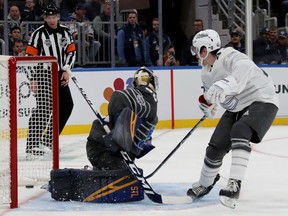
[
  {"x1": 49, "y1": 168, "x2": 144, "y2": 203},
  {"x1": 112, "y1": 107, "x2": 142, "y2": 154}
]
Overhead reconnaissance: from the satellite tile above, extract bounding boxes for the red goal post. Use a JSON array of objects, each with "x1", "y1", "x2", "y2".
[{"x1": 0, "y1": 56, "x2": 59, "y2": 208}]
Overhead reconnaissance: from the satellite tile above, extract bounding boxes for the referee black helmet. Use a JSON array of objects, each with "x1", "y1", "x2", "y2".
[{"x1": 43, "y1": 3, "x2": 59, "y2": 16}]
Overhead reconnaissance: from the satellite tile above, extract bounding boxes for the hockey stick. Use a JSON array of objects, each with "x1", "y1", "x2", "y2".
[
  {"x1": 145, "y1": 115, "x2": 206, "y2": 179},
  {"x1": 68, "y1": 71, "x2": 193, "y2": 204},
  {"x1": 38, "y1": 113, "x2": 53, "y2": 151}
]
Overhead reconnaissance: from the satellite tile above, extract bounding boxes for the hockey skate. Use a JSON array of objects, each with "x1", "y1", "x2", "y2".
[
  {"x1": 26, "y1": 145, "x2": 52, "y2": 161},
  {"x1": 187, "y1": 173, "x2": 220, "y2": 200},
  {"x1": 219, "y1": 178, "x2": 241, "y2": 209}
]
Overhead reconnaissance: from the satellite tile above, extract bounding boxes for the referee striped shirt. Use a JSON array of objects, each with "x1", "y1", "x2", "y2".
[{"x1": 26, "y1": 22, "x2": 76, "y2": 71}]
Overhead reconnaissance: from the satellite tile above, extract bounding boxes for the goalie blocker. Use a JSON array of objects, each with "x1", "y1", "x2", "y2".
[{"x1": 49, "y1": 168, "x2": 144, "y2": 203}]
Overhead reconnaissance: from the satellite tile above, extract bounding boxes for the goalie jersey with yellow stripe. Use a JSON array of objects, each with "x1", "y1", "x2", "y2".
[{"x1": 108, "y1": 85, "x2": 158, "y2": 156}]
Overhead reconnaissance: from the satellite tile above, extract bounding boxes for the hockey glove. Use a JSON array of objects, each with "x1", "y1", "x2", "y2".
[
  {"x1": 205, "y1": 76, "x2": 238, "y2": 104},
  {"x1": 199, "y1": 95, "x2": 218, "y2": 119}
]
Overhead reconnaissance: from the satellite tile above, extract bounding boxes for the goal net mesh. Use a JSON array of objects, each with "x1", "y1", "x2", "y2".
[{"x1": 0, "y1": 56, "x2": 59, "y2": 207}]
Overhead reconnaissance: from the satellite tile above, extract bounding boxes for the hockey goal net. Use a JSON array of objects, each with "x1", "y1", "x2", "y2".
[{"x1": 0, "y1": 56, "x2": 59, "y2": 208}]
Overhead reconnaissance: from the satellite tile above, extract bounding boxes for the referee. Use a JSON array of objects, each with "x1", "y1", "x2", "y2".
[{"x1": 25, "y1": 2, "x2": 76, "y2": 156}]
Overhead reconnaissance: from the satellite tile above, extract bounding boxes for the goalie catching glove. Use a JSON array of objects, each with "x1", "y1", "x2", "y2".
[
  {"x1": 205, "y1": 76, "x2": 238, "y2": 104},
  {"x1": 199, "y1": 95, "x2": 218, "y2": 119}
]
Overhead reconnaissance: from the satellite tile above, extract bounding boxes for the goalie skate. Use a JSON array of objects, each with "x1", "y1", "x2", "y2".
[
  {"x1": 187, "y1": 173, "x2": 220, "y2": 200},
  {"x1": 219, "y1": 179, "x2": 241, "y2": 209}
]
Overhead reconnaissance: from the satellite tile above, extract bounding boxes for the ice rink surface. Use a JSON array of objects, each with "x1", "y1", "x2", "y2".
[{"x1": 1, "y1": 125, "x2": 287, "y2": 216}]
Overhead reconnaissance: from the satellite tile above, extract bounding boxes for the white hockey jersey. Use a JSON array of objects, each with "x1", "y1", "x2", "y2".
[{"x1": 201, "y1": 47, "x2": 279, "y2": 112}]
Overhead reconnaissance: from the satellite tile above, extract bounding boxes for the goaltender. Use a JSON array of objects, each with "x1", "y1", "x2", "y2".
[
  {"x1": 86, "y1": 66, "x2": 159, "y2": 170},
  {"x1": 49, "y1": 66, "x2": 158, "y2": 203}
]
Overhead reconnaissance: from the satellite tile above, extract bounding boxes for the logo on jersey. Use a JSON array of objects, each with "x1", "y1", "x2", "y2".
[
  {"x1": 221, "y1": 95, "x2": 239, "y2": 110},
  {"x1": 60, "y1": 38, "x2": 68, "y2": 47},
  {"x1": 44, "y1": 39, "x2": 51, "y2": 47},
  {"x1": 136, "y1": 94, "x2": 145, "y2": 106}
]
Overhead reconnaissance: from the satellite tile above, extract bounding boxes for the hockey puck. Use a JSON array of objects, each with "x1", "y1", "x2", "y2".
[{"x1": 26, "y1": 185, "x2": 34, "y2": 189}]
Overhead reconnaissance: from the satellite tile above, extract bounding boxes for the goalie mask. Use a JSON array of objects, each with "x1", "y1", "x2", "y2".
[
  {"x1": 133, "y1": 67, "x2": 159, "y2": 93},
  {"x1": 191, "y1": 29, "x2": 221, "y2": 65}
]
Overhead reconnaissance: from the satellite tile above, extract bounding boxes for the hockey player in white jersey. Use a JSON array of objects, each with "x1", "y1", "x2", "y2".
[{"x1": 187, "y1": 29, "x2": 279, "y2": 208}]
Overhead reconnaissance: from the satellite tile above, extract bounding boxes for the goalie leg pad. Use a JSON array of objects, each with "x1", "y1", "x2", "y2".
[
  {"x1": 49, "y1": 168, "x2": 144, "y2": 203},
  {"x1": 49, "y1": 169, "x2": 75, "y2": 201},
  {"x1": 87, "y1": 119, "x2": 121, "y2": 166}
]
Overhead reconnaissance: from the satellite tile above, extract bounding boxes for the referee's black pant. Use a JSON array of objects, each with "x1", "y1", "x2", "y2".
[
  {"x1": 26, "y1": 72, "x2": 73, "y2": 154},
  {"x1": 59, "y1": 84, "x2": 73, "y2": 134}
]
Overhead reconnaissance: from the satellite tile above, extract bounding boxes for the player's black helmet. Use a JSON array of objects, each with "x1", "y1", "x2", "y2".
[
  {"x1": 133, "y1": 66, "x2": 159, "y2": 93},
  {"x1": 43, "y1": 3, "x2": 59, "y2": 16}
]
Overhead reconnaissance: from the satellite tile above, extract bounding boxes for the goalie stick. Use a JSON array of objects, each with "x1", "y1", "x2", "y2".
[
  {"x1": 68, "y1": 71, "x2": 193, "y2": 204},
  {"x1": 145, "y1": 115, "x2": 206, "y2": 179}
]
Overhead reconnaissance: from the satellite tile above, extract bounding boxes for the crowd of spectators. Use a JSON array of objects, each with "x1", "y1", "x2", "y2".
[
  {"x1": 222, "y1": 25, "x2": 287, "y2": 64},
  {"x1": 184, "y1": 19, "x2": 204, "y2": 66},
  {"x1": 224, "y1": 27, "x2": 245, "y2": 53},
  {"x1": 253, "y1": 26, "x2": 288, "y2": 64},
  {"x1": 93, "y1": 2, "x2": 117, "y2": 66},
  {"x1": 0, "y1": 0, "x2": 287, "y2": 66}
]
